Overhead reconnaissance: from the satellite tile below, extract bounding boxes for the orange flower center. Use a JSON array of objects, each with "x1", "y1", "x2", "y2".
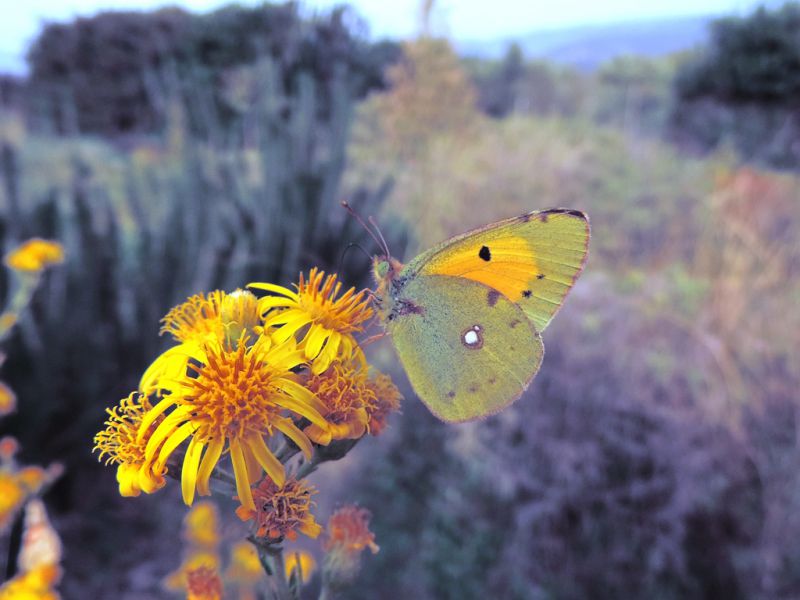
[{"x1": 183, "y1": 343, "x2": 282, "y2": 442}]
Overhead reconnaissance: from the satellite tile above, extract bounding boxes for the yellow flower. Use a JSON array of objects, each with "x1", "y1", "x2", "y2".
[
  {"x1": 323, "y1": 506, "x2": 379, "y2": 555},
  {"x1": 0, "y1": 472, "x2": 25, "y2": 531},
  {"x1": 364, "y1": 371, "x2": 403, "y2": 436},
  {"x1": 183, "y1": 501, "x2": 220, "y2": 550},
  {"x1": 142, "y1": 289, "x2": 260, "y2": 394},
  {"x1": 186, "y1": 565, "x2": 223, "y2": 600},
  {"x1": 16, "y1": 467, "x2": 47, "y2": 493},
  {"x1": 164, "y1": 551, "x2": 220, "y2": 592},
  {"x1": 285, "y1": 550, "x2": 316, "y2": 584},
  {"x1": 0, "y1": 381, "x2": 16, "y2": 417},
  {"x1": 0, "y1": 565, "x2": 61, "y2": 600},
  {"x1": 225, "y1": 541, "x2": 264, "y2": 586},
  {"x1": 138, "y1": 335, "x2": 328, "y2": 511},
  {"x1": 93, "y1": 392, "x2": 166, "y2": 497},
  {"x1": 250, "y1": 268, "x2": 373, "y2": 375},
  {"x1": 0, "y1": 312, "x2": 16, "y2": 332},
  {"x1": 302, "y1": 362, "x2": 373, "y2": 445},
  {"x1": 160, "y1": 290, "x2": 227, "y2": 344},
  {"x1": 236, "y1": 477, "x2": 322, "y2": 541},
  {"x1": 4, "y1": 239, "x2": 64, "y2": 273}
]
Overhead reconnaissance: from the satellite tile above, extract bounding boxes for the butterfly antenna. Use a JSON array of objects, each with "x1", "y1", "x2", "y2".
[
  {"x1": 368, "y1": 215, "x2": 392, "y2": 259},
  {"x1": 337, "y1": 242, "x2": 372, "y2": 273},
  {"x1": 341, "y1": 200, "x2": 389, "y2": 257}
]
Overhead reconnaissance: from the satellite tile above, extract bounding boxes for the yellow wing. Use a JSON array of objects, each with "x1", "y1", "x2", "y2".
[{"x1": 404, "y1": 208, "x2": 590, "y2": 332}]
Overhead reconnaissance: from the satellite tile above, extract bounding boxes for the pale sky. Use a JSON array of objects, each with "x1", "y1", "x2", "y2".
[{"x1": 0, "y1": 0, "x2": 773, "y2": 74}]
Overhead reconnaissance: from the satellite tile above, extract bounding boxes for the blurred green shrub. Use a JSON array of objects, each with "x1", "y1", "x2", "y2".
[
  {"x1": 670, "y1": 3, "x2": 800, "y2": 168},
  {"x1": 25, "y1": 3, "x2": 401, "y2": 136}
]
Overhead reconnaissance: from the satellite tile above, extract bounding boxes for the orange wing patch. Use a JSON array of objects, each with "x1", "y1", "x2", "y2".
[
  {"x1": 419, "y1": 235, "x2": 538, "y2": 303},
  {"x1": 413, "y1": 209, "x2": 590, "y2": 332}
]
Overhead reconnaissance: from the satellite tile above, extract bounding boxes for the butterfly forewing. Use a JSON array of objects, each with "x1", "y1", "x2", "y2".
[{"x1": 407, "y1": 209, "x2": 589, "y2": 332}]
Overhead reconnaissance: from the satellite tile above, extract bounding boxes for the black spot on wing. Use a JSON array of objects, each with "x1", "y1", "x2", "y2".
[
  {"x1": 447, "y1": 390, "x2": 456, "y2": 399},
  {"x1": 536, "y1": 273, "x2": 545, "y2": 280},
  {"x1": 487, "y1": 289, "x2": 500, "y2": 307},
  {"x1": 522, "y1": 290, "x2": 532, "y2": 298},
  {"x1": 479, "y1": 245, "x2": 491, "y2": 261}
]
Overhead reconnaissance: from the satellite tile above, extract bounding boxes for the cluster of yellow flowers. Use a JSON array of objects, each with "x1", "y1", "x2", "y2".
[
  {"x1": 0, "y1": 238, "x2": 65, "y2": 599},
  {"x1": 166, "y1": 501, "x2": 379, "y2": 600},
  {"x1": 0, "y1": 438, "x2": 61, "y2": 534},
  {"x1": 94, "y1": 268, "x2": 401, "y2": 541}
]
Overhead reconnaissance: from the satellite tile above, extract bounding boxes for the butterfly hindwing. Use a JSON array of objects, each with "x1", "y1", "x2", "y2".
[
  {"x1": 405, "y1": 208, "x2": 589, "y2": 332},
  {"x1": 385, "y1": 274, "x2": 543, "y2": 422}
]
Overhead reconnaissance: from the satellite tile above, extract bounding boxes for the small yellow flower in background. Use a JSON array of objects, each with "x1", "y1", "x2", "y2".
[
  {"x1": 186, "y1": 565, "x2": 223, "y2": 600},
  {"x1": 93, "y1": 392, "x2": 166, "y2": 497},
  {"x1": 324, "y1": 506, "x2": 379, "y2": 556},
  {"x1": 250, "y1": 268, "x2": 374, "y2": 375},
  {"x1": 138, "y1": 334, "x2": 328, "y2": 511},
  {"x1": 237, "y1": 477, "x2": 321, "y2": 541},
  {"x1": 364, "y1": 371, "x2": 403, "y2": 436},
  {"x1": 0, "y1": 380, "x2": 16, "y2": 417},
  {"x1": 165, "y1": 551, "x2": 221, "y2": 592},
  {"x1": 0, "y1": 472, "x2": 26, "y2": 531},
  {"x1": 321, "y1": 506, "x2": 378, "y2": 591},
  {"x1": 303, "y1": 361, "x2": 374, "y2": 445},
  {"x1": 0, "y1": 452, "x2": 61, "y2": 533},
  {"x1": 183, "y1": 501, "x2": 220, "y2": 550},
  {"x1": 285, "y1": 550, "x2": 316, "y2": 584},
  {"x1": 0, "y1": 312, "x2": 17, "y2": 332},
  {"x1": 224, "y1": 541, "x2": 264, "y2": 588},
  {"x1": 142, "y1": 289, "x2": 260, "y2": 394},
  {"x1": 0, "y1": 564, "x2": 61, "y2": 600},
  {"x1": 4, "y1": 239, "x2": 64, "y2": 273},
  {"x1": 0, "y1": 499, "x2": 63, "y2": 600},
  {"x1": 164, "y1": 504, "x2": 222, "y2": 594}
]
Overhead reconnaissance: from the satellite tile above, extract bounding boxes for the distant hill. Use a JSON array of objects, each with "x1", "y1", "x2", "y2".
[{"x1": 456, "y1": 14, "x2": 713, "y2": 69}]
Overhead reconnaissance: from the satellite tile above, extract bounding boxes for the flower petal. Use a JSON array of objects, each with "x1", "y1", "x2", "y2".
[
  {"x1": 196, "y1": 437, "x2": 224, "y2": 497},
  {"x1": 275, "y1": 418, "x2": 313, "y2": 460},
  {"x1": 230, "y1": 439, "x2": 255, "y2": 512},
  {"x1": 246, "y1": 434, "x2": 286, "y2": 488},
  {"x1": 303, "y1": 324, "x2": 328, "y2": 360},
  {"x1": 273, "y1": 379, "x2": 328, "y2": 423},
  {"x1": 181, "y1": 436, "x2": 205, "y2": 506},
  {"x1": 247, "y1": 282, "x2": 299, "y2": 301},
  {"x1": 155, "y1": 421, "x2": 196, "y2": 469}
]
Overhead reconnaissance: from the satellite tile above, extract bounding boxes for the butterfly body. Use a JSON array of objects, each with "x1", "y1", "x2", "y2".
[{"x1": 373, "y1": 208, "x2": 589, "y2": 423}]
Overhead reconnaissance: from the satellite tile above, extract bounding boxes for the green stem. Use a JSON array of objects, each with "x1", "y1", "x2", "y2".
[
  {"x1": 271, "y1": 548, "x2": 291, "y2": 600},
  {"x1": 0, "y1": 272, "x2": 39, "y2": 342}
]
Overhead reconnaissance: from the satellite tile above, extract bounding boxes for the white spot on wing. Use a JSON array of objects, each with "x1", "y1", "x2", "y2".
[{"x1": 461, "y1": 325, "x2": 484, "y2": 349}]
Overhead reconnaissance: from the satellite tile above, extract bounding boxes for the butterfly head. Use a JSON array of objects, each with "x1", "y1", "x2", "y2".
[
  {"x1": 372, "y1": 255, "x2": 403, "y2": 286},
  {"x1": 371, "y1": 255, "x2": 404, "y2": 314}
]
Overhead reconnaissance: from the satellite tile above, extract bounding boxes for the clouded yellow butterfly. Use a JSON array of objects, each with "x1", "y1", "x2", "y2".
[{"x1": 371, "y1": 208, "x2": 590, "y2": 422}]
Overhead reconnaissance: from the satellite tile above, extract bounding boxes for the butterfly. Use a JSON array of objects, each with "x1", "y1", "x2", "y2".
[{"x1": 371, "y1": 208, "x2": 590, "y2": 423}]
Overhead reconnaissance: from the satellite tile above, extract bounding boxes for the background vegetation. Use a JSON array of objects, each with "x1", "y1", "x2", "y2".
[{"x1": 0, "y1": 1, "x2": 798, "y2": 598}]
